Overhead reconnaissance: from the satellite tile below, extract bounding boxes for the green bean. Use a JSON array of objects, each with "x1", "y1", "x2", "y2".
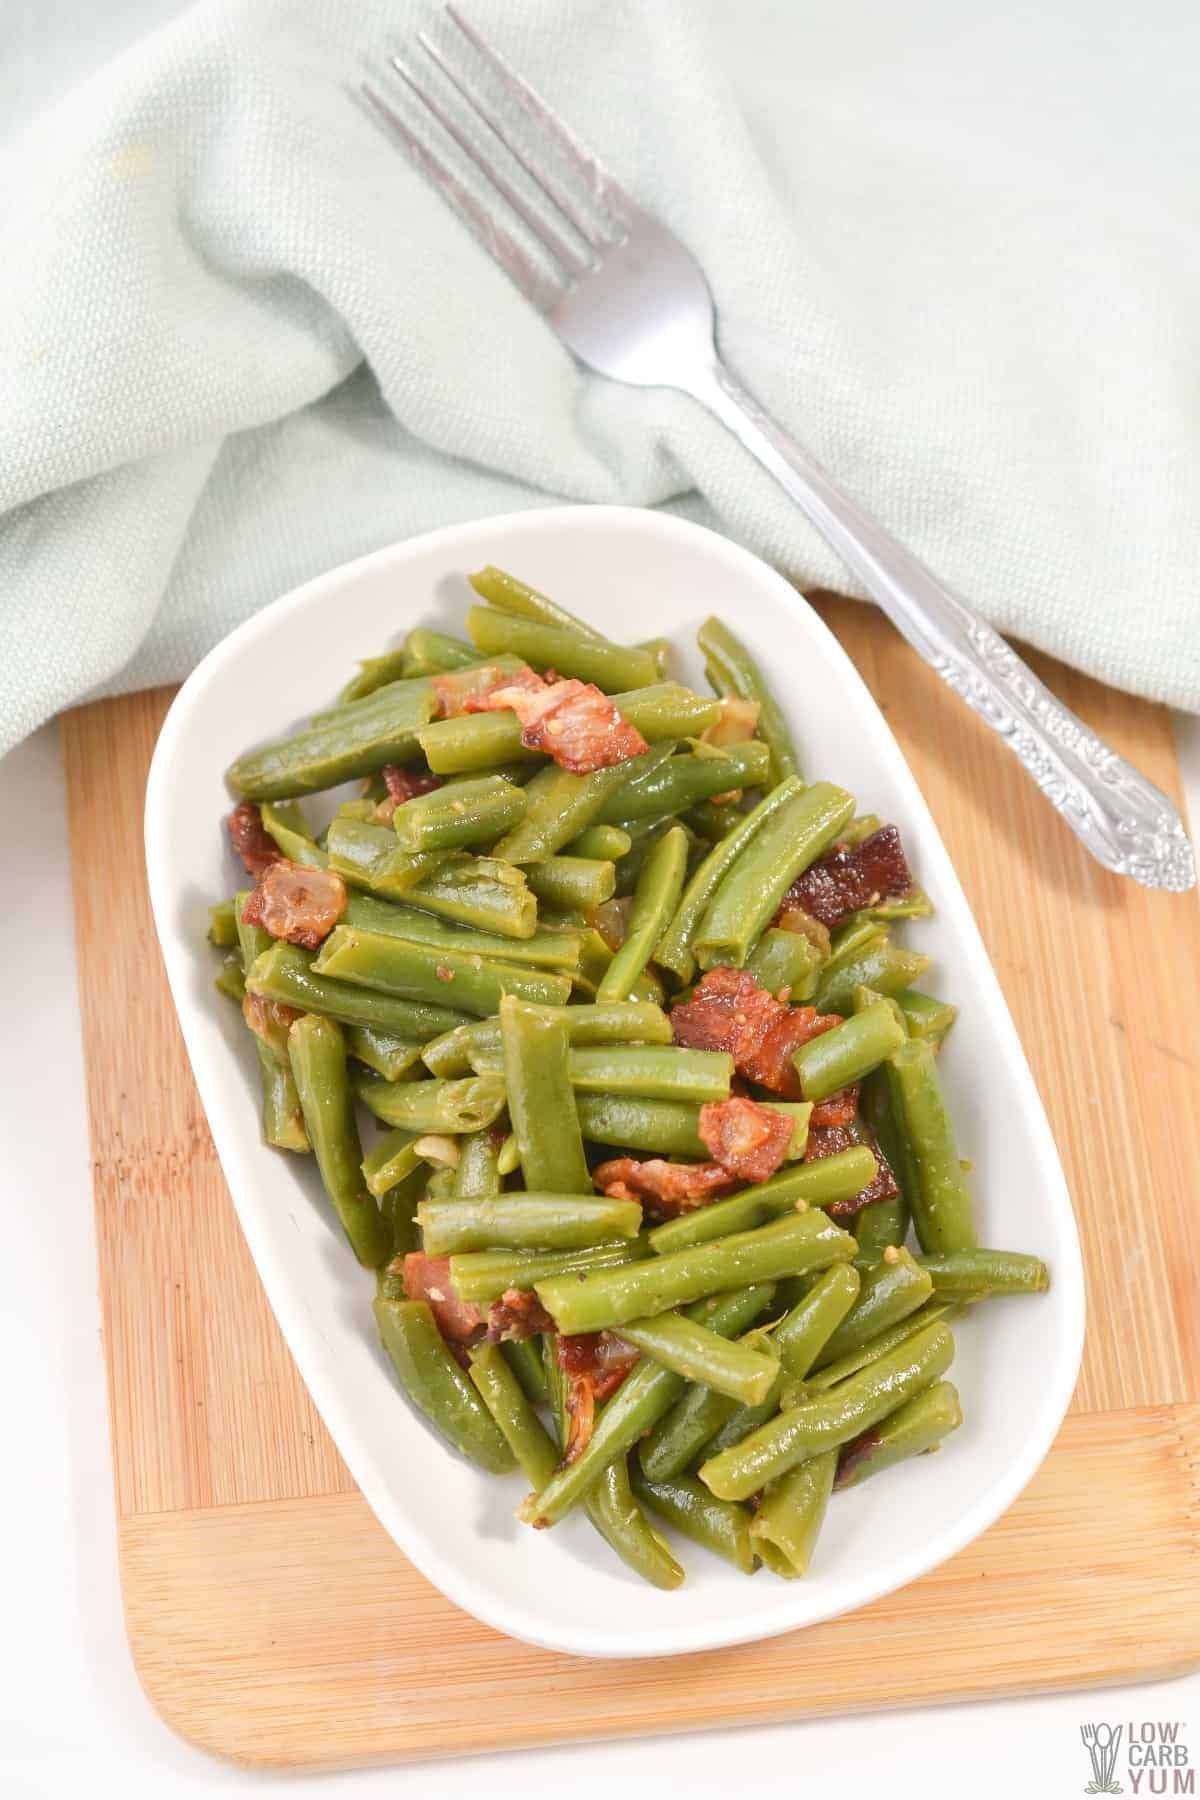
[
  {"x1": 450, "y1": 1128, "x2": 501, "y2": 1200},
  {"x1": 500, "y1": 1336, "x2": 549, "y2": 1406},
  {"x1": 400, "y1": 627, "x2": 479, "y2": 675},
  {"x1": 749, "y1": 1453, "x2": 835, "y2": 1578},
  {"x1": 633, "y1": 1472, "x2": 757, "y2": 1573},
  {"x1": 493, "y1": 746, "x2": 672, "y2": 864},
  {"x1": 353, "y1": 1072, "x2": 507, "y2": 1134},
  {"x1": 422, "y1": 1000, "x2": 671, "y2": 1078},
  {"x1": 536, "y1": 1211, "x2": 855, "y2": 1336},
  {"x1": 812, "y1": 938, "x2": 931, "y2": 1014},
  {"x1": 419, "y1": 684, "x2": 720, "y2": 774},
  {"x1": 471, "y1": 1042, "x2": 732, "y2": 1107},
  {"x1": 466, "y1": 605, "x2": 659, "y2": 692},
  {"x1": 361, "y1": 1131, "x2": 420, "y2": 1199},
  {"x1": 619, "y1": 1313, "x2": 778, "y2": 1405},
  {"x1": 403, "y1": 855, "x2": 537, "y2": 938},
  {"x1": 698, "y1": 1393, "x2": 780, "y2": 1465},
  {"x1": 695, "y1": 782, "x2": 856, "y2": 970},
  {"x1": 208, "y1": 899, "x2": 238, "y2": 947},
  {"x1": 313, "y1": 926, "x2": 572, "y2": 1016},
  {"x1": 566, "y1": 824, "x2": 633, "y2": 861},
  {"x1": 449, "y1": 1240, "x2": 650, "y2": 1306},
  {"x1": 596, "y1": 824, "x2": 687, "y2": 1003},
  {"x1": 801, "y1": 1300, "x2": 959, "y2": 1392},
  {"x1": 380, "y1": 1165, "x2": 424, "y2": 1257},
  {"x1": 390, "y1": 773, "x2": 527, "y2": 852},
  {"x1": 654, "y1": 778, "x2": 806, "y2": 984},
  {"x1": 246, "y1": 943, "x2": 470, "y2": 1038},
  {"x1": 522, "y1": 1286, "x2": 775, "y2": 1525},
  {"x1": 917, "y1": 1249, "x2": 1049, "y2": 1299},
  {"x1": 699, "y1": 1321, "x2": 955, "y2": 1501},
  {"x1": 637, "y1": 1381, "x2": 741, "y2": 1484},
  {"x1": 834, "y1": 1380, "x2": 962, "y2": 1489},
  {"x1": 894, "y1": 989, "x2": 959, "y2": 1050},
  {"x1": 500, "y1": 995, "x2": 590, "y2": 1193},
  {"x1": 853, "y1": 1068, "x2": 912, "y2": 1260},
  {"x1": 686, "y1": 799, "x2": 747, "y2": 844},
  {"x1": 791, "y1": 1000, "x2": 908, "y2": 1102},
  {"x1": 600, "y1": 742, "x2": 772, "y2": 825},
  {"x1": 344, "y1": 1026, "x2": 425, "y2": 1082},
  {"x1": 420, "y1": 1193, "x2": 643, "y2": 1255},
  {"x1": 773, "y1": 1263, "x2": 864, "y2": 1378},
  {"x1": 468, "y1": 1342, "x2": 559, "y2": 1484},
  {"x1": 812, "y1": 1248, "x2": 933, "y2": 1368},
  {"x1": 373, "y1": 1297, "x2": 514, "y2": 1473},
  {"x1": 259, "y1": 800, "x2": 327, "y2": 866},
  {"x1": 468, "y1": 564, "x2": 607, "y2": 642},
  {"x1": 886, "y1": 1038, "x2": 977, "y2": 1253},
  {"x1": 326, "y1": 816, "x2": 453, "y2": 898},
  {"x1": 216, "y1": 953, "x2": 247, "y2": 1003},
  {"x1": 336, "y1": 646, "x2": 411, "y2": 704},
  {"x1": 287, "y1": 1014, "x2": 390, "y2": 1267},
  {"x1": 840, "y1": 813, "x2": 883, "y2": 847},
  {"x1": 233, "y1": 902, "x2": 309, "y2": 1151},
  {"x1": 227, "y1": 677, "x2": 437, "y2": 799},
  {"x1": 575, "y1": 1093, "x2": 706, "y2": 1156},
  {"x1": 830, "y1": 918, "x2": 886, "y2": 962},
  {"x1": 496, "y1": 1131, "x2": 520, "y2": 1176},
  {"x1": 343, "y1": 892, "x2": 572, "y2": 970},
  {"x1": 647, "y1": 1147, "x2": 878, "y2": 1255},
  {"x1": 525, "y1": 856, "x2": 615, "y2": 911},
  {"x1": 745, "y1": 928, "x2": 823, "y2": 1000},
  {"x1": 697, "y1": 616, "x2": 800, "y2": 786},
  {"x1": 587, "y1": 1458, "x2": 686, "y2": 1590}
]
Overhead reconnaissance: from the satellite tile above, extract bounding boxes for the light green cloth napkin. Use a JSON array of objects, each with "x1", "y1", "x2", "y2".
[{"x1": 2, "y1": 0, "x2": 1198, "y2": 754}]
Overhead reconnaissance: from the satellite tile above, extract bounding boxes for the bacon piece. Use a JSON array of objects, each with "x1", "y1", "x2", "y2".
[
  {"x1": 430, "y1": 662, "x2": 542, "y2": 720},
  {"x1": 227, "y1": 800, "x2": 282, "y2": 878},
  {"x1": 670, "y1": 966, "x2": 842, "y2": 1099},
  {"x1": 459, "y1": 664, "x2": 546, "y2": 713},
  {"x1": 486, "y1": 1288, "x2": 555, "y2": 1343},
  {"x1": 805, "y1": 1123, "x2": 899, "y2": 1218},
  {"x1": 402, "y1": 1252, "x2": 485, "y2": 1345},
  {"x1": 374, "y1": 764, "x2": 442, "y2": 822},
  {"x1": 556, "y1": 1331, "x2": 639, "y2": 1462},
  {"x1": 480, "y1": 676, "x2": 650, "y2": 775},
  {"x1": 809, "y1": 1084, "x2": 860, "y2": 1129},
  {"x1": 240, "y1": 859, "x2": 347, "y2": 950},
  {"x1": 777, "y1": 825, "x2": 913, "y2": 930},
  {"x1": 593, "y1": 1155, "x2": 738, "y2": 1221},
  {"x1": 698, "y1": 1096, "x2": 794, "y2": 1182},
  {"x1": 241, "y1": 991, "x2": 301, "y2": 1049}
]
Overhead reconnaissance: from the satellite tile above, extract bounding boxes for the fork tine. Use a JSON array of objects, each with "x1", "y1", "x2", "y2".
[
  {"x1": 444, "y1": 4, "x2": 636, "y2": 234},
  {"x1": 418, "y1": 29, "x2": 614, "y2": 255},
  {"x1": 390, "y1": 54, "x2": 591, "y2": 279},
  {"x1": 360, "y1": 81, "x2": 561, "y2": 312}
]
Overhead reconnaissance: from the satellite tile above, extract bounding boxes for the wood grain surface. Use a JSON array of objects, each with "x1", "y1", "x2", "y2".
[{"x1": 62, "y1": 597, "x2": 1200, "y2": 1768}]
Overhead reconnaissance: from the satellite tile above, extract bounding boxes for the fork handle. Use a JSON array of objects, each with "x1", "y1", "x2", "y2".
[{"x1": 685, "y1": 356, "x2": 1195, "y2": 892}]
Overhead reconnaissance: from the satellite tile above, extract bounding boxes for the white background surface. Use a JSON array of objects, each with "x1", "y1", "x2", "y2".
[{"x1": 3, "y1": 4, "x2": 1198, "y2": 1794}]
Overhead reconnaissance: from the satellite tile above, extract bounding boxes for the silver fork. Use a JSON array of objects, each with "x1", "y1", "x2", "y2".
[{"x1": 362, "y1": 8, "x2": 1195, "y2": 892}]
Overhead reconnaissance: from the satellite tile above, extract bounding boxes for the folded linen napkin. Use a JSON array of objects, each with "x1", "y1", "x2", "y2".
[{"x1": 2, "y1": 0, "x2": 1198, "y2": 755}]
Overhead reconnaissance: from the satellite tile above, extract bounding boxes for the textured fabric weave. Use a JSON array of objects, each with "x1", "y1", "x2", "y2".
[{"x1": 2, "y1": 0, "x2": 1198, "y2": 753}]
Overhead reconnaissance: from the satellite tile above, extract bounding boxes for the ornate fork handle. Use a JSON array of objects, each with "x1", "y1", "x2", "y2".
[{"x1": 686, "y1": 357, "x2": 1195, "y2": 892}]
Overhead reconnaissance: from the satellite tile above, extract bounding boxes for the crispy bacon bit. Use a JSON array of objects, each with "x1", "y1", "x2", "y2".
[
  {"x1": 777, "y1": 825, "x2": 913, "y2": 930},
  {"x1": 240, "y1": 859, "x2": 347, "y2": 949},
  {"x1": 459, "y1": 664, "x2": 546, "y2": 713},
  {"x1": 556, "y1": 1332, "x2": 639, "y2": 1461},
  {"x1": 593, "y1": 1156, "x2": 738, "y2": 1220},
  {"x1": 670, "y1": 966, "x2": 842, "y2": 1099},
  {"x1": 809, "y1": 1084, "x2": 860, "y2": 1129},
  {"x1": 241, "y1": 991, "x2": 301, "y2": 1048},
  {"x1": 402, "y1": 1252, "x2": 484, "y2": 1345},
  {"x1": 432, "y1": 663, "x2": 542, "y2": 719},
  {"x1": 834, "y1": 1425, "x2": 885, "y2": 1488},
  {"x1": 227, "y1": 800, "x2": 282, "y2": 878},
  {"x1": 482, "y1": 676, "x2": 650, "y2": 775},
  {"x1": 805, "y1": 1123, "x2": 899, "y2": 1218},
  {"x1": 487, "y1": 1288, "x2": 555, "y2": 1343},
  {"x1": 698, "y1": 1096, "x2": 794, "y2": 1183},
  {"x1": 374, "y1": 764, "x2": 442, "y2": 822}
]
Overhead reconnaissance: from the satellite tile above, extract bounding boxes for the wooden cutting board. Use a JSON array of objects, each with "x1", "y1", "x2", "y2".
[{"x1": 63, "y1": 597, "x2": 1200, "y2": 1771}]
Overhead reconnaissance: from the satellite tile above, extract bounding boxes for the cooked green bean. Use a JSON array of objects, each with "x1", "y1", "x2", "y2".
[
  {"x1": 596, "y1": 824, "x2": 688, "y2": 1003},
  {"x1": 745, "y1": 927, "x2": 823, "y2": 1000},
  {"x1": 853, "y1": 1068, "x2": 912, "y2": 1260},
  {"x1": 633, "y1": 1472, "x2": 757, "y2": 1573},
  {"x1": 470, "y1": 1041, "x2": 732, "y2": 1105},
  {"x1": 917, "y1": 1249, "x2": 1049, "y2": 1298},
  {"x1": 468, "y1": 1341, "x2": 559, "y2": 1484},
  {"x1": 637, "y1": 1380, "x2": 741, "y2": 1484},
  {"x1": 246, "y1": 943, "x2": 470, "y2": 1039},
  {"x1": 216, "y1": 953, "x2": 247, "y2": 1002},
  {"x1": 566, "y1": 824, "x2": 634, "y2": 860},
  {"x1": 419, "y1": 684, "x2": 719, "y2": 774},
  {"x1": 258, "y1": 800, "x2": 327, "y2": 865},
  {"x1": 686, "y1": 799, "x2": 747, "y2": 844},
  {"x1": 812, "y1": 1248, "x2": 934, "y2": 1368},
  {"x1": 773, "y1": 1262, "x2": 864, "y2": 1377},
  {"x1": 449, "y1": 1240, "x2": 650, "y2": 1306},
  {"x1": 380, "y1": 1165, "x2": 424, "y2": 1257},
  {"x1": 469, "y1": 564, "x2": 607, "y2": 641},
  {"x1": 536, "y1": 1211, "x2": 855, "y2": 1336},
  {"x1": 575, "y1": 1092, "x2": 706, "y2": 1156},
  {"x1": 419, "y1": 1193, "x2": 643, "y2": 1255},
  {"x1": 587, "y1": 1458, "x2": 686, "y2": 1590},
  {"x1": 493, "y1": 746, "x2": 672, "y2": 865},
  {"x1": 894, "y1": 989, "x2": 959, "y2": 1049},
  {"x1": 344, "y1": 1026, "x2": 425, "y2": 1081},
  {"x1": 355, "y1": 1071, "x2": 506, "y2": 1135},
  {"x1": 344, "y1": 892, "x2": 574, "y2": 970},
  {"x1": 228, "y1": 676, "x2": 437, "y2": 800},
  {"x1": 699, "y1": 1320, "x2": 955, "y2": 1501},
  {"x1": 423, "y1": 999, "x2": 671, "y2": 1078},
  {"x1": 834, "y1": 1380, "x2": 962, "y2": 1488},
  {"x1": 361, "y1": 1129, "x2": 421, "y2": 1199},
  {"x1": 619, "y1": 1312, "x2": 779, "y2": 1405},
  {"x1": 287, "y1": 1014, "x2": 390, "y2": 1267},
  {"x1": 886, "y1": 1038, "x2": 977, "y2": 1254},
  {"x1": 600, "y1": 742, "x2": 772, "y2": 825},
  {"x1": 801, "y1": 1300, "x2": 959, "y2": 1392},
  {"x1": 400, "y1": 627, "x2": 479, "y2": 675},
  {"x1": 646, "y1": 1147, "x2": 878, "y2": 1255},
  {"x1": 840, "y1": 813, "x2": 883, "y2": 847},
  {"x1": 500, "y1": 1336, "x2": 549, "y2": 1406},
  {"x1": 326, "y1": 816, "x2": 452, "y2": 898},
  {"x1": 791, "y1": 1000, "x2": 908, "y2": 1102},
  {"x1": 500, "y1": 995, "x2": 591, "y2": 1193},
  {"x1": 402, "y1": 855, "x2": 537, "y2": 938},
  {"x1": 390, "y1": 773, "x2": 527, "y2": 852},
  {"x1": 749, "y1": 1453, "x2": 835, "y2": 1577},
  {"x1": 233, "y1": 898, "x2": 310, "y2": 1152},
  {"x1": 525, "y1": 856, "x2": 615, "y2": 911},
  {"x1": 695, "y1": 782, "x2": 856, "y2": 970},
  {"x1": 314, "y1": 926, "x2": 572, "y2": 1016},
  {"x1": 337, "y1": 646, "x2": 412, "y2": 704},
  {"x1": 373, "y1": 1297, "x2": 514, "y2": 1473},
  {"x1": 208, "y1": 899, "x2": 238, "y2": 947},
  {"x1": 466, "y1": 604, "x2": 659, "y2": 692},
  {"x1": 450, "y1": 1128, "x2": 501, "y2": 1199},
  {"x1": 697, "y1": 615, "x2": 800, "y2": 786},
  {"x1": 812, "y1": 937, "x2": 931, "y2": 1014}
]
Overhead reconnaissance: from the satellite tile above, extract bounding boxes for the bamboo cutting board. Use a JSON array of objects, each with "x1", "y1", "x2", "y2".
[{"x1": 63, "y1": 599, "x2": 1200, "y2": 1770}]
